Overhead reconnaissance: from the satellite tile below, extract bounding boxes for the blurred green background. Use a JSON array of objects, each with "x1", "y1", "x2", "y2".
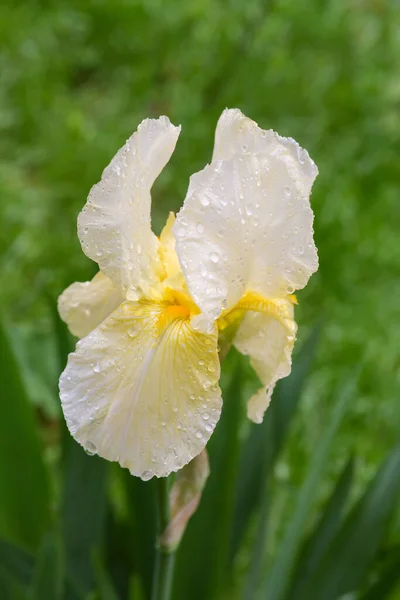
[{"x1": 1, "y1": 1, "x2": 400, "y2": 599}]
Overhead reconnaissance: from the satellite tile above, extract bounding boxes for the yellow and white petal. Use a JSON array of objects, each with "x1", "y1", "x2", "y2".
[
  {"x1": 213, "y1": 108, "x2": 317, "y2": 196},
  {"x1": 78, "y1": 117, "x2": 181, "y2": 299},
  {"x1": 158, "y1": 212, "x2": 185, "y2": 288},
  {"x1": 174, "y1": 152, "x2": 317, "y2": 326},
  {"x1": 59, "y1": 300, "x2": 221, "y2": 480},
  {"x1": 233, "y1": 299, "x2": 297, "y2": 423},
  {"x1": 58, "y1": 271, "x2": 123, "y2": 338}
]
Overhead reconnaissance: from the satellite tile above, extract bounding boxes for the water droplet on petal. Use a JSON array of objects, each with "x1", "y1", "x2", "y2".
[
  {"x1": 85, "y1": 441, "x2": 97, "y2": 456},
  {"x1": 210, "y1": 252, "x2": 219, "y2": 263},
  {"x1": 141, "y1": 470, "x2": 153, "y2": 481}
]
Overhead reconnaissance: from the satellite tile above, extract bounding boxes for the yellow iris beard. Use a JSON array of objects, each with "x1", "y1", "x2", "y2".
[
  {"x1": 218, "y1": 291, "x2": 297, "y2": 332},
  {"x1": 126, "y1": 288, "x2": 296, "y2": 349}
]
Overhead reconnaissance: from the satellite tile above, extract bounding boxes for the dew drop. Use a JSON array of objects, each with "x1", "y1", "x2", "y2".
[
  {"x1": 85, "y1": 441, "x2": 97, "y2": 456},
  {"x1": 137, "y1": 243, "x2": 142, "y2": 254},
  {"x1": 210, "y1": 252, "x2": 219, "y2": 263},
  {"x1": 195, "y1": 431, "x2": 203, "y2": 440},
  {"x1": 93, "y1": 363, "x2": 101, "y2": 373},
  {"x1": 141, "y1": 470, "x2": 153, "y2": 481},
  {"x1": 196, "y1": 223, "x2": 205, "y2": 234}
]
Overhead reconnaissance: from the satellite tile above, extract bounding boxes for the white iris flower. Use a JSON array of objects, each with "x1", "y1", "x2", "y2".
[{"x1": 58, "y1": 109, "x2": 318, "y2": 481}]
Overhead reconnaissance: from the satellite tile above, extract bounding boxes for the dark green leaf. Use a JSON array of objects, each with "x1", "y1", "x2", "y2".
[
  {"x1": 173, "y1": 349, "x2": 245, "y2": 600},
  {"x1": 0, "y1": 566, "x2": 28, "y2": 600},
  {"x1": 62, "y1": 443, "x2": 108, "y2": 596},
  {"x1": 287, "y1": 457, "x2": 355, "y2": 600},
  {"x1": 31, "y1": 530, "x2": 64, "y2": 600},
  {"x1": 300, "y1": 443, "x2": 400, "y2": 600},
  {"x1": 92, "y1": 551, "x2": 120, "y2": 600},
  {"x1": 0, "y1": 539, "x2": 34, "y2": 588},
  {"x1": 231, "y1": 326, "x2": 320, "y2": 565},
  {"x1": 359, "y1": 547, "x2": 400, "y2": 600},
  {"x1": 0, "y1": 322, "x2": 50, "y2": 549},
  {"x1": 261, "y1": 372, "x2": 359, "y2": 600},
  {"x1": 121, "y1": 473, "x2": 157, "y2": 600}
]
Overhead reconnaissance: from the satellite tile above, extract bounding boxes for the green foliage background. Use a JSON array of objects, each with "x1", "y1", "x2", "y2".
[{"x1": 0, "y1": 0, "x2": 399, "y2": 598}]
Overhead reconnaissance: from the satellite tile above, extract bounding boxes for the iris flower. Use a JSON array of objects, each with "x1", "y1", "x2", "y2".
[{"x1": 59, "y1": 109, "x2": 318, "y2": 480}]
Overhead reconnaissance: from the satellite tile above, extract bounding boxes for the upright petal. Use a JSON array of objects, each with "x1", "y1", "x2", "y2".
[
  {"x1": 213, "y1": 108, "x2": 317, "y2": 196},
  {"x1": 59, "y1": 300, "x2": 221, "y2": 479},
  {"x1": 78, "y1": 117, "x2": 181, "y2": 299},
  {"x1": 233, "y1": 299, "x2": 297, "y2": 423},
  {"x1": 58, "y1": 271, "x2": 123, "y2": 338},
  {"x1": 174, "y1": 150, "x2": 318, "y2": 325}
]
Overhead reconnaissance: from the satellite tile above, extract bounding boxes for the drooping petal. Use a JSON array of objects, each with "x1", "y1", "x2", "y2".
[
  {"x1": 78, "y1": 117, "x2": 181, "y2": 299},
  {"x1": 233, "y1": 298, "x2": 297, "y2": 423},
  {"x1": 213, "y1": 108, "x2": 317, "y2": 196},
  {"x1": 174, "y1": 150, "x2": 318, "y2": 325},
  {"x1": 59, "y1": 300, "x2": 221, "y2": 479},
  {"x1": 58, "y1": 271, "x2": 123, "y2": 338}
]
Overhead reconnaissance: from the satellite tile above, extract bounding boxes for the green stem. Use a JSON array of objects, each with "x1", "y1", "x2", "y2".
[{"x1": 151, "y1": 477, "x2": 176, "y2": 600}]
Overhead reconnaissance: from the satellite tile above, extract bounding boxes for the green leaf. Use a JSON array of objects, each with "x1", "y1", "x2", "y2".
[
  {"x1": 92, "y1": 551, "x2": 120, "y2": 600},
  {"x1": 0, "y1": 539, "x2": 34, "y2": 589},
  {"x1": 173, "y1": 349, "x2": 245, "y2": 600},
  {"x1": 359, "y1": 547, "x2": 400, "y2": 600},
  {"x1": 61, "y1": 443, "x2": 108, "y2": 597},
  {"x1": 300, "y1": 443, "x2": 400, "y2": 600},
  {"x1": 0, "y1": 322, "x2": 50, "y2": 549},
  {"x1": 287, "y1": 457, "x2": 355, "y2": 600},
  {"x1": 0, "y1": 566, "x2": 28, "y2": 600},
  {"x1": 231, "y1": 326, "x2": 320, "y2": 565},
  {"x1": 121, "y1": 472, "x2": 157, "y2": 600},
  {"x1": 261, "y1": 372, "x2": 359, "y2": 600},
  {"x1": 31, "y1": 531, "x2": 64, "y2": 600}
]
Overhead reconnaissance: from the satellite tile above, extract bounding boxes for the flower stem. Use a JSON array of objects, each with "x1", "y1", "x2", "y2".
[{"x1": 151, "y1": 477, "x2": 176, "y2": 600}]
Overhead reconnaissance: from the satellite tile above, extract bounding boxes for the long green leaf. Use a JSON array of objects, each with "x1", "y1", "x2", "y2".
[
  {"x1": 121, "y1": 473, "x2": 157, "y2": 600},
  {"x1": 359, "y1": 547, "x2": 400, "y2": 600},
  {"x1": 287, "y1": 457, "x2": 355, "y2": 600},
  {"x1": 261, "y1": 372, "x2": 359, "y2": 600},
  {"x1": 0, "y1": 539, "x2": 34, "y2": 588},
  {"x1": 0, "y1": 567, "x2": 28, "y2": 600},
  {"x1": 0, "y1": 537, "x2": 81, "y2": 600},
  {"x1": 300, "y1": 443, "x2": 400, "y2": 600},
  {"x1": 0, "y1": 322, "x2": 50, "y2": 549},
  {"x1": 92, "y1": 551, "x2": 120, "y2": 600},
  {"x1": 31, "y1": 531, "x2": 64, "y2": 600},
  {"x1": 62, "y1": 443, "x2": 108, "y2": 597},
  {"x1": 231, "y1": 327, "x2": 320, "y2": 564},
  {"x1": 173, "y1": 348, "x2": 245, "y2": 600}
]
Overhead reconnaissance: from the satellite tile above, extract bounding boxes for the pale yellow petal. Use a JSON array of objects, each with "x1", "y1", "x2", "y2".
[
  {"x1": 233, "y1": 299, "x2": 297, "y2": 423},
  {"x1": 175, "y1": 151, "x2": 317, "y2": 326},
  {"x1": 59, "y1": 300, "x2": 221, "y2": 479},
  {"x1": 78, "y1": 117, "x2": 181, "y2": 299},
  {"x1": 58, "y1": 271, "x2": 123, "y2": 338},
  {"x1": 159, "y1": 212, "x2": 184, "y2": 287},
  {"x1": 213, "y1": 108, "x2": 317, "y2": 196}
]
